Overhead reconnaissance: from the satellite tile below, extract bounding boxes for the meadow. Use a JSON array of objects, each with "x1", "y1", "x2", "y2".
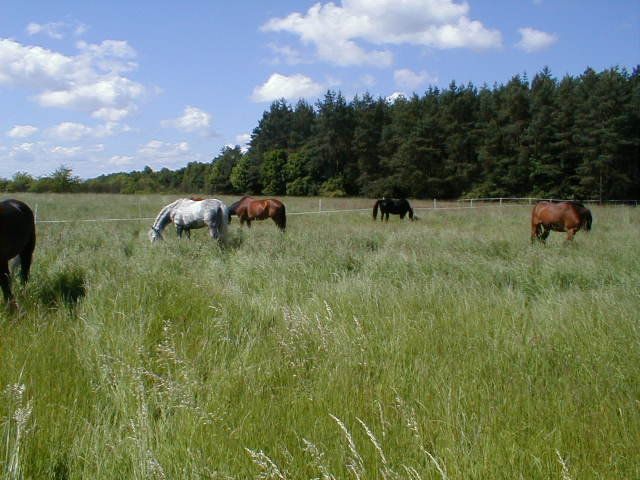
[{"x1": 1, "y1": 193, "x2": 638, "y2": 479}]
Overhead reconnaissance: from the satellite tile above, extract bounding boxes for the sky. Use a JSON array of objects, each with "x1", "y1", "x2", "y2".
[{"x1": 0, "y1": 0, "x2": 638, "y2": 179}]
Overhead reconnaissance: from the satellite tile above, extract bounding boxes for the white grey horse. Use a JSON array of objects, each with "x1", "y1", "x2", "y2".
[{"x1": 148, "y1": 198, "x2": 228, "y2": 242}]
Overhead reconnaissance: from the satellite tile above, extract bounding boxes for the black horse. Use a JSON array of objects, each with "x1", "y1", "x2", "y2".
[
  {"x1": 372, "y1": 198, "x2": 414, "y2": 221},
  {"x1": 0, "y1": 199, "x2": 36, "y2": 306}
]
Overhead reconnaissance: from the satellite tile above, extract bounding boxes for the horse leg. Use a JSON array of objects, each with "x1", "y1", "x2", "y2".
[
  {"x1": 0, "y1": 261, "x2": 12, "y2": 303},
  {"x1": 540, "y1": 228, "x2": 551, "y2": 242},
  {"x1": 185, "y1": 228, "x2": 191, "y2": 240},
  {"x1": 176, "y1": 225, "x2": 183, "y2": 238},
  {"x1": 19, "y1": 232, "x2": 36, "y2": 284},
  {"x1": 566, "y1": 228, "x2": 577, "y2": 241}
]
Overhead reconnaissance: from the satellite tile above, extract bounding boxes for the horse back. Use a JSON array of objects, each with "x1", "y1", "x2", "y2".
[
  {"x1": 0, "y1": 199, "x2": 36, "y2": 258},
  {"x1": 532, "y1": 201, "x2": 588, "y2": 231}
]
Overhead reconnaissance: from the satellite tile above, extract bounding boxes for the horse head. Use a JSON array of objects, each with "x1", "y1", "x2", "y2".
[{"x1": 148, "y1": 226, "x2": 163, "y2": 242}]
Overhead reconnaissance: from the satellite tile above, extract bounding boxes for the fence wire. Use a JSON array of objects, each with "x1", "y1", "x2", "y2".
[{"x1": 35, "y1": 199, "x2": 568, "y2": 224}]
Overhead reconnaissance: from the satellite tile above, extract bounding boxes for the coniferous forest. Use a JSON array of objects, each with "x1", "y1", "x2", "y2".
[{"x1": 3, "y1": 67, "x2": 639, "y2": 200}]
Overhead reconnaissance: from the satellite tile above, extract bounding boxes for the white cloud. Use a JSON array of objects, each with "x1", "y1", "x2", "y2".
[
  {"x1": 47, "y1": 121, "x2": 130, "y2": 141},
  {"x1": 47, "y1": 122, "x2": 93, "y2": 141},
  {"x1": 252, "y1": 73, "x2": 325, "y2": 102},
  {"x1": 26, "y1": 20, "x2": 88, "y2": 39},
  {"x1": 267, "y1": 43, "x2": 308, "y2": 65},
  {"x1": 262, "y1": 0, "x2": 502, "y2": 67},
  {"x1": 76, "y1": 40, "x2": 136, "y2": 59},
  {"x1": 50, "y1": 145, "x2": 83, "y2": 156},
  {"x1": 26, "y1": 22, "x2": 65, "y2": 39},
  {"x1": 394, "y1": 68, "x2": 437, "y2": 90},
  {"x1": 162, "y1": 106, "x2": 214, "y2": 135},
  {"x1": 387, "y1": 91, "x2": 407, "y2": 103},
  {"x1": 130, "y1": 140, "x2": 204, "y2": 170},
  {"x1": 137, "y1": 140, "x2": 196, "y2": 164},
  {"x1": 235, "y1": 133, "x2": 251, "y2": 153},
  {"x1": 0, "y1": 38, "x2": 144, "y2": 119},
  {"x1": 92, "y1": 106, "x2": 136, "y2": 122},
  {"x1": 235, "y1": 133, "x2": 251, "y2": 145},
  {"x1": 516, "y1": 27, "x2": 558, "y2": 52},
  {"x1": 7, "y1": 125, "x2": 39, "y2": 138},
  {"x1": 108, "y1": 155, "x2": 134, "y2": 166},
  {"x1": 360, "y1": 74, "x2": 377, "y2": 88}
]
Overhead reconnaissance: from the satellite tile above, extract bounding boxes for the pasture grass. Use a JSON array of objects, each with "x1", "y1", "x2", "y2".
[{"x1": 0, "y1": 194, "x2": 638, "y2": 479}]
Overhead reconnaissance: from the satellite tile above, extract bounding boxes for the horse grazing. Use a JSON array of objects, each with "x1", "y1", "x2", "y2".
[
  {"x1": 148, "y1": 198, "x2": 228, "y2": 242},
  {"x1": 531, "y1": 201, "x2": 592, "y2": 242},
  {"x1": 228, "y1": 196, "x2": 286, "y2": 231},
  {"x1": 0, "y1": 199, "x2": 36, "y2": 306},
  {"x1": 372, "y1": 198, "x2": 414, "y2": 221}
]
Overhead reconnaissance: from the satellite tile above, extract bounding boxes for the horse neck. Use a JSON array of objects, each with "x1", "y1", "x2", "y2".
[
  {"x1": 151, "y1": 202, "x2": 177, "y2": 233},
  {"x1": 229, "y1": 196, "x2": 250, "y2": 214},
  {"x1": 228, "y1": 200, "x2": 240, "y2": 214}
]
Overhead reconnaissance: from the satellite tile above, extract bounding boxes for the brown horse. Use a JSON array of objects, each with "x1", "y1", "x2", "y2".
[
  {"x1": 531, "y1": 201, "x2": 592, "y2": 242},
  {"x1": 228, "y1": 196, "x2": 286, "y2": 231},
  {"x1": 0, "y1": 199, "x2": 36, "y2": 307}
]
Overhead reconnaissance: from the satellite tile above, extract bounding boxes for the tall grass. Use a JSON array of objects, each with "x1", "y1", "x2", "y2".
[{"x1": 0, "y1": 194, "x2": 638, "y2": 479}]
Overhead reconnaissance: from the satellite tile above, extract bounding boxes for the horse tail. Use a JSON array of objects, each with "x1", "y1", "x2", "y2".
[
  {"x1": 408, "y1": 204, "x2": 414, "y2": 220},
  {"x1": 373, "y1": 200, "x2": 380, "y2": 220},
  {"x1": 278, "y1": 203, "x2": 286, "y2": 231},
  {"x1": 215, "y1": 205, "x2": 228, "y2": 241},
  {"x1": 583, "y1": 209, "x2": 593, "y2": 231}
]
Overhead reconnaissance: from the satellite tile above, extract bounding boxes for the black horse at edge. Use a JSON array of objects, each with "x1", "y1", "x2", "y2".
[{"x1": 372, "y1": 198, "x2": 415, "y2": 221}]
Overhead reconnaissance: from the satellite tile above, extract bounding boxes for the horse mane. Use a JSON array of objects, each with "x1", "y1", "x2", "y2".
[
  {"x1": 228, "y1": 199, "x2": 241, "y2": 214},
  {"x1": 566, "y1": 200, "x2": 587, "y2": 209},
  {"x1": 228, "y1": 196, "x2": 253, "y2": 214},
  {"x1": 190, "y1": 196, "x2": 205, "y2": 201},
  {"x1": 150, "y1": 199, "x2": 182, "y2": 234},
  {"x1": 538, "y1": 199, "x2": 587, "y2": 209}
]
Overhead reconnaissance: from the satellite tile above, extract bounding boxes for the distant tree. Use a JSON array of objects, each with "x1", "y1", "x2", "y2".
[
  {"x1": 230, "y1": 155, "x2": 261, "y2": 194},
  {"x1": 7, "y1": 172, "x2": 35, "y2": 192},
  {"x1": 206, "y1": 146, "x2": 242, "y2": 194},
  {"x1": 47, "y1": 165, "x2": 81, "y2": 193},
  {"x1": 261, "y1": 149, "x2": 288, "y2": 195},
  {"x1": 352, "y1": 93, "x2": 389, "y2": 195}
]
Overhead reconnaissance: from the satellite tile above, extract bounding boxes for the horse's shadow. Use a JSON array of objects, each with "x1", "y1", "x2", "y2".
[{"x1": 32, "y1": 266, "x2": 87, "y2": 309}]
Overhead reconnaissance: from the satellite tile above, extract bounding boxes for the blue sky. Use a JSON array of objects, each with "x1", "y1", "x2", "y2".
[{"x1": 1, "y1": 0, "x2": 638, "y2": 179}]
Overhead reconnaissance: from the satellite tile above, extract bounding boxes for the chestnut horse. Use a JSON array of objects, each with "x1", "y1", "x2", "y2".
[
  {"x1": 373, "y1": 198, "x2": 414, "y2": 221},
  {"x1": 531, "y1": 201, "x2": 592, "y2": 242},
  {"x1": 228, "y1": 196, "x2": 286, "y2": 231},
  {"x1": 0, "y1": 199, "x2": 36, "y2": 306}
]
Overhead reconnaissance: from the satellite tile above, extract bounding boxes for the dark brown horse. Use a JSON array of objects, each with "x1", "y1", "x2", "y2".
[
  {"x1": 531, "y1": 201, "x2": 592, "y2": 242},
  {"x1": 373, "y1": 198, "x2": 414, "y2": 221},
  {"x1": 0, "y1": 199, "x2": 36, "y2": 306},
  {"x1": 228, "y1": 196, "x2": 286, "y2": 231}
]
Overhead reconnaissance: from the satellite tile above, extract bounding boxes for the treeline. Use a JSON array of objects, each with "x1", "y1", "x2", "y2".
[{"x1": 3, "y1": 66, "x2": 639, "y2": 200}]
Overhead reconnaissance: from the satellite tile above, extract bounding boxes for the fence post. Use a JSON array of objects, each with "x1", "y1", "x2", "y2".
[
  {"x1": 470, "y1": 199, "x2": 474, "y2": 208},
  {"x1": 433, "y1": 198, "x2": 437, "y2": 209},
  {"x1": 500, "y1": 197, "x2": 503, "y2": 206},
  {"x1": 319, "y1": 199, "x2": 322, "y2": 212}
]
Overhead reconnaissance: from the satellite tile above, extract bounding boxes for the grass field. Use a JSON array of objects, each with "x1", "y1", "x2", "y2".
[{"x1": 1, "y1": 194, "x2": 639, "y2": 479}]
